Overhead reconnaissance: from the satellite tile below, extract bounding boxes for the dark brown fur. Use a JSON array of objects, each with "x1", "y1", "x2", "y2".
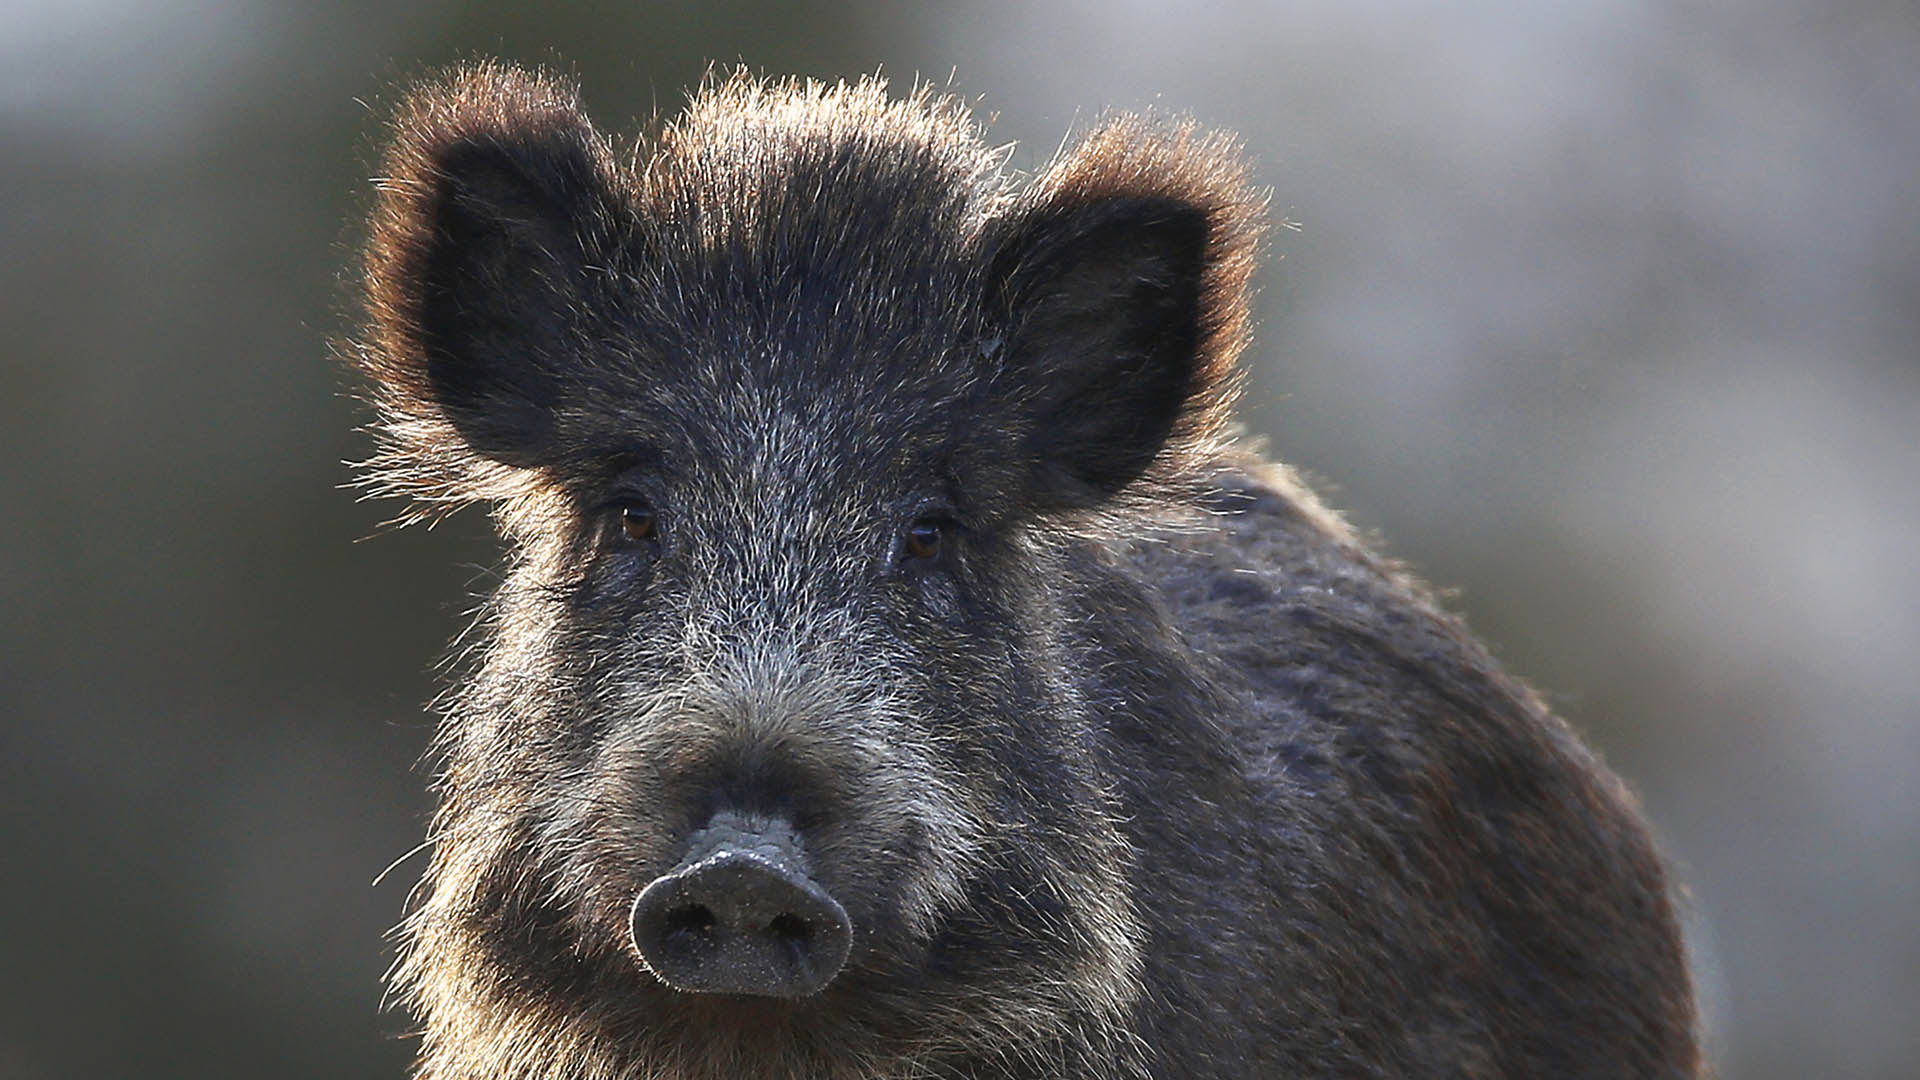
[{"x1": 353, "y1": 62, "x2": 1700, "y2": 1079}]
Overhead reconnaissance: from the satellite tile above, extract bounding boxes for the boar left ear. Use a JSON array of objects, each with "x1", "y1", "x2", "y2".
[
  {"x1": 359, "y1": 63, "x2": 625, "y2": 499},
  {"x1": 983, "y1": 118, "x2": 1263, "y2": 508}
]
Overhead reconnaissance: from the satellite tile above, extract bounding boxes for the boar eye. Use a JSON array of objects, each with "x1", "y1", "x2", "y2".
[
  {"x1": 902, "y1": 517, "x2": 947, "y2": 562},
  {"x1": 618, "y1": 501, "x2": 658, "y2": 543}
]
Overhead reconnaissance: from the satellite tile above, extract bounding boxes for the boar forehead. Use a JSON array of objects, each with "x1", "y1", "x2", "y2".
[
  {"x1": 558, "y1": 184, "x2": 996, "y2": 541},
  {"x1": 623, "y1": 277, "x2": 981, "y2": 487},
  {"x1": 586, "y1": 80, "x2": 998, "y2": 497},
  {"x1": 578, "y1": 274, "x2": 986, "y2": 532},
  {"x1": 654, "y1": 381, "x2": 941, "y2": 569}
]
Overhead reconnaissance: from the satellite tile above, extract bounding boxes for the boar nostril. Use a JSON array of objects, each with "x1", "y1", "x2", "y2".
[
  {"x1": 630, "y1": 815, "x2": 851, "y2": 998},
  {"x1": 664, "y1": 904, "x2": 718, "y2": 938}
]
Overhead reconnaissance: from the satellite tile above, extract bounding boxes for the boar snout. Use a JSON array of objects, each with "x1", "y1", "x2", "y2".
[{"x1": 629, "y1": 810, "x2": 852, "y2": 998}]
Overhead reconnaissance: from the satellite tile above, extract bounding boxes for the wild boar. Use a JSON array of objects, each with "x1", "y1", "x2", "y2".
[{"x1": 354, "y1": 62, "x2": 1700, "y2": 1080}]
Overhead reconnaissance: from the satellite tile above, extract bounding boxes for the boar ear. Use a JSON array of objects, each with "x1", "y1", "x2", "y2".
[
  {"x1": 360, "y1": 64, "x2": 624, "y2": 490},
  {"x1": 984, "y1": 118, "x2": 1263, "y2": 507}
]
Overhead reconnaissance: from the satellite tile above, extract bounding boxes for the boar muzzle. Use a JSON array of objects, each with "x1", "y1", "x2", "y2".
[{"x1": 630, "y1": 810, "x2": 852, "y2": 998}]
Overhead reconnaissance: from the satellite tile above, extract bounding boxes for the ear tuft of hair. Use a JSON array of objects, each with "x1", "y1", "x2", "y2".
[
  {"x1": 355, "y1": 62, "x2": 624, "y2": 514},
  {"x1": 982, "y1": 115, "x2": 1266, "y2": 509}
]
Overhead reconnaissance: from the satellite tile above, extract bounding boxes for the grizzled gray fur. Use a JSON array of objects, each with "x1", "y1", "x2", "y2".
[{"x1": 353, "y1": 62, "x2": 1700, "y2": 1080}]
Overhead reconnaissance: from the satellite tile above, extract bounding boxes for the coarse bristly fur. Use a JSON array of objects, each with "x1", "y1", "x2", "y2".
[{"x1": 351, "y1": 62, "x2": 1702, "y2": 1080}]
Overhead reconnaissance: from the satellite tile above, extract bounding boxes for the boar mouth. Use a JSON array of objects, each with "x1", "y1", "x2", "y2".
[{"x1": 629, "y1": 811, "x2": 852, "y2": 998}]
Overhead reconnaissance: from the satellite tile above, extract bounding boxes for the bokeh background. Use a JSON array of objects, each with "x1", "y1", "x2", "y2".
[{"x1": 4, "y1": 1, "x2": 1915, "y2": 1076}]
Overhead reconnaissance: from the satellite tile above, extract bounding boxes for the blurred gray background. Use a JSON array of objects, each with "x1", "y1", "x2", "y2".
[{"x1": 3, "y1": 1, "x2": 1915, "y2": 1076}]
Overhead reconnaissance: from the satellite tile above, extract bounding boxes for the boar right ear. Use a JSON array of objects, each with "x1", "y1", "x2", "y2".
[
  {"x1": 983, "y1": 117, "x2": 1264, "y2": 509},
  {"x1": 359, "y1": 64, "x2": 624, "y2": 494}
]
